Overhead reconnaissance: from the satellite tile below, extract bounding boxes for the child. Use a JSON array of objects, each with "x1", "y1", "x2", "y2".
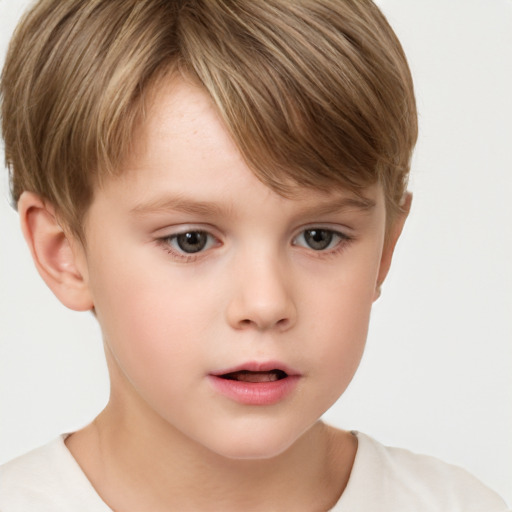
[{"x1": 0, "y1": 0, "x2": 509, "y2": 510}]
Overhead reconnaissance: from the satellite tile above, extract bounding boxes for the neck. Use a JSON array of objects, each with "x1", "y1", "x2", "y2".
[{"x1": 66, "y1": 402, "x2": 356, "y2": 512}]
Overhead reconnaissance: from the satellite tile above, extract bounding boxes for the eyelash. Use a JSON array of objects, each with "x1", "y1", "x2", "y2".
[
  {"x1": 292, "y1": 228, "x2": 353, "y2": 258},
  {"x1": 157, "y1": 227, "x2": 353, "y2": 262},
  {"x1": 157, "y1": 230, "x2": 219, "y2": 263}
]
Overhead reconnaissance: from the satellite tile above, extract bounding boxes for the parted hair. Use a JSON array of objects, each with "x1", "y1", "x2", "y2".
[{"x1": 1, "y1": 0, "x2": 417, "y2": 240}]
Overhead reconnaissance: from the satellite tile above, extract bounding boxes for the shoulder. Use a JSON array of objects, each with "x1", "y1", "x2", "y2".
[
  {"x1": 0, "y1": 436, "x2": 111, "y2": 512},
  {"x1": 332, "y1": 431, "x2": 509, "y2": 512}
]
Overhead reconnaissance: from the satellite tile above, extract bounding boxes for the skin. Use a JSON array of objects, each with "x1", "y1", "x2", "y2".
[{"x1": 18, "y1": 76, "x2": 409, "y2": 511}]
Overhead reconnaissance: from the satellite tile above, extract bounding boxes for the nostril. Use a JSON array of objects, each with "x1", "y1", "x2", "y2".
[
  {"x1": 276, "y1": 318, "x2": 290, "y2": 328},
  {"x1": 237, "y1": 317, "x2": 290, "y2": 330}
]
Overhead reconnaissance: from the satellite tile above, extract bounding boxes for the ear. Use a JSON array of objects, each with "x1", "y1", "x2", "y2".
[
  {"x1": 374, "y1": 192, "x2": 412, "y2": 301},
  {"x1": 18, "y1": 192, "x2": 93, "y2": 311}
]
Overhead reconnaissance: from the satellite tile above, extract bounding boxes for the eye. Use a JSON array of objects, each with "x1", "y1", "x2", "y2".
[
  {"x1": 166, "y1": 231, "x2": 216, "y2": 254},
  {"x1": 293, "y1": 228, "x2": 347, "y2": 251}
]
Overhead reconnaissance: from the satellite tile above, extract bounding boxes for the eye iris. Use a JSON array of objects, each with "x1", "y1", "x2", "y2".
[
  {"x1": 304, "y1": 229, "x2": 333, "y2": 250},
  {"x1": 176, "y1": 232, "x2": 207, "y2": 253}
]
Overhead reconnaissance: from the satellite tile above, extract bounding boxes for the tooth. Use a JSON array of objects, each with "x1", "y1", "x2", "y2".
[{"x1": 235, "y1": 372, "x2": 279, "y2": 383}]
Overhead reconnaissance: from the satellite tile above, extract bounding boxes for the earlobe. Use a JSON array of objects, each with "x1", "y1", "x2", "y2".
[
  {"x1": 18, "y1": 192, "x2": 93, "y2": 312},
  {"x1": 374, "y1": 192, "x2": 412, "y2": 301}
]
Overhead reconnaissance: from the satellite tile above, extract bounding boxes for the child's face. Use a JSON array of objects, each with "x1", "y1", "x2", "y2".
[{"x1": 78, "y1": 78, "x2": 392, "y2": 459}]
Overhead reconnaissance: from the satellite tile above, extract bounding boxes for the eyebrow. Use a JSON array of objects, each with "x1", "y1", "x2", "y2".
[
  {"x1": 297, "y1": 196, "x2": 376, "y2": 217},
  {"x1": 130, "y1": 195, "x2": 229, "y2": 217},
  {"x1": 130, "y1": 194, "x2": 376, "y2": 218}
]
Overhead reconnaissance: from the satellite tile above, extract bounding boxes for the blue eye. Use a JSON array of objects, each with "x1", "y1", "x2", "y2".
[{"x1": 294, "y1": 229, "x2": 346, "y2": 251}]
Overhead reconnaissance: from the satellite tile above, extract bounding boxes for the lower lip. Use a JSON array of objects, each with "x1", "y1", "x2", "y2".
[{"x1": 208, "y1": 375, "x2": 300, "y2": 405}]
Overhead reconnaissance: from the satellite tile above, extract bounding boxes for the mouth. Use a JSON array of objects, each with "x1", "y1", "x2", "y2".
[
  {"x1": 219, "y1": 369, "x2": 288, "y2": 383},
  {"x1": 208, "y1": 362, "x2": 300, "y2": 405}
]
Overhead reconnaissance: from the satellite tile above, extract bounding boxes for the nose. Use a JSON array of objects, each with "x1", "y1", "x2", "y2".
[{"x1": 226, "y1": 251, "x2": 297, "y2": 332}]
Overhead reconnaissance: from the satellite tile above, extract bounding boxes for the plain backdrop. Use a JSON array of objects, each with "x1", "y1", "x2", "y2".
[{"x1": 1, "y1": 0, "x2": 511, "y2": 505}]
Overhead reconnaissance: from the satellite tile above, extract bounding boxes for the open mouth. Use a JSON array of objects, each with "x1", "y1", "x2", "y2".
[
  {"x1": 209, "y1": 364, "x2": 299, "y2": 404},
  {"x1": 219, "y1": 369, "x2": 288, "y2": 383}
]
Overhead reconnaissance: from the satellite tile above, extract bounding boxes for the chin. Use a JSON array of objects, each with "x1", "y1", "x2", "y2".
[{"x1": 202, "y1": 422, "x2": 306, "y2": 461}]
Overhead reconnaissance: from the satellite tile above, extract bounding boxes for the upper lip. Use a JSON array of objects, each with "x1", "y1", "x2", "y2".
[{"x1": 209, "y1": 361, "x2": 301, "y2": 377}]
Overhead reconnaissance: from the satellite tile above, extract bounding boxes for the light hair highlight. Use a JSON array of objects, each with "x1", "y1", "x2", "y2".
[{"x1": 1, "y1": 0, "x2": 417, "y2": 240}]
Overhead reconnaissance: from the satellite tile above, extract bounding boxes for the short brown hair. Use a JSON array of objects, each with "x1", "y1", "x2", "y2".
[{"x1": 1, "y1": 0, "x2": 417, "y2": 240}]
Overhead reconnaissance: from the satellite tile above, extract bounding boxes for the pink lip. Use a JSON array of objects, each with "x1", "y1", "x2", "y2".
[
  {"x1": 210, "y1": 361, "x2": 300, "y2": 377},
  {"x1": 208, "y1": 361, "x2": 301, "y2": 406}
]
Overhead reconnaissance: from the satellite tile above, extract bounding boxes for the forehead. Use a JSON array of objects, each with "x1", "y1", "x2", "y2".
[
  {"x1": 93, "y1": 76, "x2": 383, "y2": 217},
  {"x1": 122, "y1": 76, "x2": 243, "y2": 185}
]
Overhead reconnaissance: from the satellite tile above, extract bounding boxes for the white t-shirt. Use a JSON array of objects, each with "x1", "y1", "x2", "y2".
[{"x1": 0, "y1": 431, "x2": 508, "y2": 511}]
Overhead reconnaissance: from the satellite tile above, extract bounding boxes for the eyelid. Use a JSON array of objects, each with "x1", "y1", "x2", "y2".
[
  {"x1": 155, "y1": 225, "x2": 222, "y2": 261},
  {"x1": 291, "y1": 222, "x2": 353, "y2": 240},
  {"x1": 291, "y1": 226, "x2": 353, "y2": 253}
]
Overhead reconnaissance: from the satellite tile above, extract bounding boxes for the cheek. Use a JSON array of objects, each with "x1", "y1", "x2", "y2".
[
  {"x1": 312, "y1": 289, "x2": 372, "y2": 386},
  {"x1": 87, "y1": 246, "x2": 218, "y2": 391},
  {"x1": 303, "y1": 250, "x2": 381, "y2": 400},
  {"x1": 308, "y1": 315, "x2": 369, "y2": 419}
]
